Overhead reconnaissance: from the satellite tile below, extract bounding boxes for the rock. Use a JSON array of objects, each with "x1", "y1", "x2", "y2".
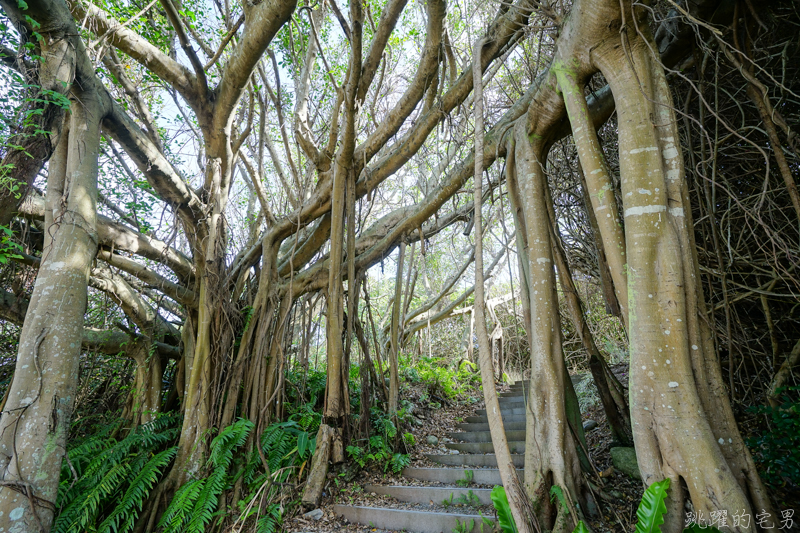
[
  {"x1": 426, "y1": 435, "x2": 439, "y2": 445},
  {"x1": 413, "y1": 417, "x2": 424, "y2": 426},
  {"x1": 583, "y1": 419, "x2": 598, "y2": 431},
  {"x1": 303, "y1": 509, "x2": 324, "y2": 521},
  {"x1": 610, "y1": 447, "x2": 642, "y2": 480}
]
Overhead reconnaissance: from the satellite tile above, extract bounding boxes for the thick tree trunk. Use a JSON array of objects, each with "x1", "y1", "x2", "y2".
[
  {"x1": 514, "y1": 122, "x2": 590, "y2": 532},
  {"x1": 0, "y1": 90, "x2": 104, "y2": 531},
  {"x1": 542, "y1": 177, "x2": 631, "y2": 445},
  {"x1": 590, "y1": 5, "x2": 776, "y2": 528},
  {"x1": 121, "y1": 339, "x2": 164, "y2": 427},
  {"x1": 554, "y1": 65, "x2": 628, "y2": 330}
]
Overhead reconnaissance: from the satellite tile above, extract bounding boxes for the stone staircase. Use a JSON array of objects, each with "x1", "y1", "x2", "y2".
[{"x1": 333, "y1": 381, "x2": 530, "y2": 533}]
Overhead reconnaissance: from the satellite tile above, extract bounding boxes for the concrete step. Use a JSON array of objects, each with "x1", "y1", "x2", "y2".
[
  {"x1": 445, "y1": 441, "x2": 526, "y2": 454},
  {"x1": 476, "y1": 407, "x2": 526, "y2": 416},
  {"x1": 364, "y1": 484, "x2": 494, "y2": 506},
  {"x1": 426, "y1": 453, "x2": 525, "y2": 467},
  {"x1": 334, "y1": 504, "x2": 495, "y2": 533},
  {"x1": 499, "y1": 391, "x2": 525, "y2": 398},
  {"x1": 509, "y1": 374, "x2": 585, "y2": 389},
  {"x1": 465, "y1": 414, "x2": 526, "y2": 424},
  {"x1": 457, "y1": 421, "x2": 526, "y2": 432},
  {"x1": 447, "y1": 430, "x2": 526, "y2": 443},
  {"x1": 402, "y1": 467, "x2": 522, "y2": 485},
  {"x1": 498, "y1": 398, "x2": 526, "y2": 407}
]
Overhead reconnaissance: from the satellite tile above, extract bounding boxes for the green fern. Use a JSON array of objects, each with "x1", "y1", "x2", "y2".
[
  {"x1": 256, "y1": 503, "x2": 282, "y2": 533},
  {"x1": 52, "y1": 413, "x2": 180, "y2": 533},
  {"x1": 98, "y1": 447, "x2": 177, "y2": 532},
  {"x1": 159, "y1": 418, "x2": 254, "y2": 533}
]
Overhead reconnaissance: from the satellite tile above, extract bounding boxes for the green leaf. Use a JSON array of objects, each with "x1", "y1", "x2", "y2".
[
  {"x1": 297, "y1": 432, "x2": 308, "y2": 459},
  {"x1": 634, "y1": 478, "x2": 670, "y2": 533},
  {"x1": 572, "y1": 521, "x2": 590, "y2": 533},
  {"x1": 490, "y1": 486, "x2": 518, "y2": 533},
  {"x1": 550, "y1": 485, "x2": 568, "y2": 513}
]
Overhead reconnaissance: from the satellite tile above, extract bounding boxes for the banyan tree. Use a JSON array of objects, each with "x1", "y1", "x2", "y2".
[{"x1": 0, "y1": 0, "x2": 797, "y2": 530}]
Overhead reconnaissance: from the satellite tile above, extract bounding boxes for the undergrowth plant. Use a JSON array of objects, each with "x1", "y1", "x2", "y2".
[
  {"x1": 456, "y1": 469, "x2": 474, "y2": 487},
  {"x1": 159, "y1": 418, "x2": 253, "y2": 533},
  {"x1": 493, "y1": 478, "x2": 724, "y2": 533},
  {"x1": 346, "y1": 407, "x2": 410, "y2": 473},
  {"x1": 234, "y1": 420, "x2": 317, "y2": 533},
  {"x1": 746, "y1": 386, "x2": 800, "y2": 490},
  {"x1": 402, "y1": 355, "x2": 480, "y2": 399},
  {"x1": 53, "y1": 413, "x2": 181, "y2": 533}
]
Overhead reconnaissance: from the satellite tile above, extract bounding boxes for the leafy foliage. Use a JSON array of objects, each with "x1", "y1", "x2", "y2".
[
  {"x1": 452, "y1": 517, "x2": 475, "y2": 533},
  {"x1": 549, "y1": 485, "x2": 568, "y2": 513},
  {"x1": 243, "y1": 419, "x2": 316, "y2": 488},
  {"x1": 159, "y1": 419, "x2": 253, "y2": 533},
  {"x1": 746, "y1": 387, "x2": 800, "y2": 489},
  {"x1": 346, "y1": 408, "x2": 410, "y2": 473},
  {"x1": 402, "y1": 355, "x2": 480, "y2": 399},
  {"x1": 572, "y1": 521, "x2": 590, "y2": 533},
  {"x1": 570, "y1": 478, "x2": 675, "y2": 533},
  {"x1": 634, "y1": 478, "x2": 670, "y2": 533},
  {"x1": 0, "y1": 225, "x2": 22, "y2": 265},
  {"x1": 456, "y1": 469, "x2": 474, "y2": 487},
  {"x1": 53, "y1": 413, "x2": 180, "y2": 533},
  {"x1": 490, "y1": 486, "x2": 518, "y2": 533}
]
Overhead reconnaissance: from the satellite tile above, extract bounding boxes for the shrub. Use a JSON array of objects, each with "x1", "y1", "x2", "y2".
[{"x1": 746, "y1": 387, "x2": 800, "y2": 489}]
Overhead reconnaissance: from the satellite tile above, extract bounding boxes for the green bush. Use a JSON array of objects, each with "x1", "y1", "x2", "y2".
[
  {"x1": 346, "y1": 407, "x2": 410, "y2": 473},
  {"x1": 402, "y1": 355, "x2": 480, "y2": 399},
  {"x1": 746, "y1": 387, "x2": 800, "y2": 488}
]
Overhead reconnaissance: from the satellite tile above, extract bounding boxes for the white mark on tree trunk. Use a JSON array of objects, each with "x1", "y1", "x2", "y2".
[
  {"x1": 624, "y1": 205, "x2": 666, "y2": 217},
  {"x1": 662, "y1": 147, "x2": 678, "y2": 159},
  {"x1": 629, "y1": 146, "x2": 658, "y2": 154}
]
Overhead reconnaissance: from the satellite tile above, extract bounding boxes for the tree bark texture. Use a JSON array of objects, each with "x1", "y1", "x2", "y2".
[
  {"x1": 0, "y1": 89, "x2": 105, "y2": 531},
  {"x1": 472, "y1": 38, "x2": 537, "y2": 533}
]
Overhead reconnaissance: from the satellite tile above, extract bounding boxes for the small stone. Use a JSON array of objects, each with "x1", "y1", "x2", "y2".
[
  {"x1": 426, "y1": 435, "x2": 439, "y2": 445},
  {"x1": 413, "y1": 417, "x2": 424, "y2": 426},
  {"x1": 583, "y1": 419, "x2": 598, "y2": 431},
  {"x1": 303, "y1": 509, "x2": 323, "y2": 521},
  {"x1": 610, "y1": 447, "x2": 642, "y2": 480}
]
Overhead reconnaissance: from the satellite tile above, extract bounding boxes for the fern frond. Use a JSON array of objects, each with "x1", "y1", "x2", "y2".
[
  {"x1": 98, "y1": 447, "x2": 177, "y2": 533},
  {"x1": 158, "y1": 479, "x2": 205, "y2": 533}
]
